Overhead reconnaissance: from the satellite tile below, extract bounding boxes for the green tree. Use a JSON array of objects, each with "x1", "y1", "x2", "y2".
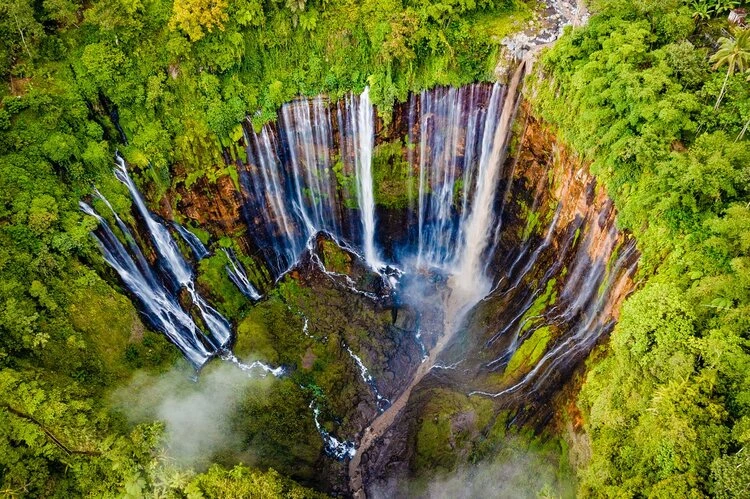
[
  {"x1": 0, "y1": 0, "x2": 43, "y2": 75},
  {"x1": 184, "y1": 464, "x2": 327, "y2": 498},
  {"x1": 170, "y1": 0, "x2": 229, "y2": 41}
]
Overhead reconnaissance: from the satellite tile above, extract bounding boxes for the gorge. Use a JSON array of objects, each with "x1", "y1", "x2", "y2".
[
  {"x1": 5, "y1": 0, "x2": 749, "y2": 497},
  {"x1": 82, "y1": 53, "x2": 637, "y2": 496}
]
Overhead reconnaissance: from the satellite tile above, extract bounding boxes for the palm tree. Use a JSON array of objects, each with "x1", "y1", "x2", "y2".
[{"x1": 710, "y1": 29, "x2": 750, "y2": 110}]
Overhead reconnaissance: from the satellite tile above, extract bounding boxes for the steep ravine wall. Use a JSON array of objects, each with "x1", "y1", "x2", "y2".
[
  {"x1": 352, "y1": 105, "x2": 638, "y2": 495},
  {"x1": 145, "y1": 93, "x2": 637, "y2": 495}
]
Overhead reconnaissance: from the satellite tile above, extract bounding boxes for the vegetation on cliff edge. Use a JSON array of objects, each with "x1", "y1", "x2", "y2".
[{"x1": 531, "y1": 0, "x2": 750, "y2": 496}]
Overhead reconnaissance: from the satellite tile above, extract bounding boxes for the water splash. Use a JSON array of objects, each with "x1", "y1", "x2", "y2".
[{"x1": 310, "y1": 401, "x2": 357, "y2": 460}]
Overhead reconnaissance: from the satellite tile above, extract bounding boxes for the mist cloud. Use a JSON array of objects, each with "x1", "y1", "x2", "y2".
[
  {"x1": 423, "y1": 452, "x2": 562, "y2": 499},
  {"x1": 370, "y1": 435, "x2": 570, "y2": 499},
  {"x1": 112, "y1": 361, "x2": 274, "y2": 467}
]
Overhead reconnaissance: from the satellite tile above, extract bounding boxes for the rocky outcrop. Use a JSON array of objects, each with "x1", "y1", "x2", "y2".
[
  {"x1": 174, "y1": 174, "x2": 246, "y2": 236},
  {"x1": 159, "y1": 164, "x2": 247, "y2": 237}
]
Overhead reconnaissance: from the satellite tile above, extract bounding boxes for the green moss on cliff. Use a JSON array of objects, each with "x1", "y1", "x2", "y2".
[
  {"x1": 235, "y1": 378, "x2": 323, "y2": 480},
  {"x1": 69, "y1": 275, "x2": 180, "y2": 379},
  {"x1": 504, "y1": 325, "x2": 552, "y2": 378},
  {"x1": 332, "y1": 159, "x2": 359, "y2": 210},
  {"x1": 372, "y1": 140, "x2": 417, "y2": 209},
  {"x1": 234, "y1": 295, "x2": 301, "y2": 364},
  {"x1": 235, "y1": 304, "x2": 285, "y2": 364},
  {"x1": 519, "y1": 278, "x2": 557, "y2": 334},
  {"x1": 197, "y1": 252, "x2": 248, "y2": 320},
  {"x1": 409, "y1": 388, "x2": 574, "y2": 498},
  {"x1": 414, "y1": 388, "x2": 496, "y2": 472},
  {"x1": 320, "y1": 238, "x2": 353, "y2": 274},
  {"x1": 232, "y1": 269, "x2": 389, "y2": 433}
]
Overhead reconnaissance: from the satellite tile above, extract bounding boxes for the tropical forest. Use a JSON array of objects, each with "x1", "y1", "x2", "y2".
[{"x1": 1, "y1": 0, "x2": 750, "y2": 497}]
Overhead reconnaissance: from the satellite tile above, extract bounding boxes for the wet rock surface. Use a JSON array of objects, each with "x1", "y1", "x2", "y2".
[{"x1": 500, "y1": 0, "x2": 589, "y2": 62}]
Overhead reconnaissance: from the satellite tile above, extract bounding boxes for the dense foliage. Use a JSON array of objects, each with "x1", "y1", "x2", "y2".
[
  {"x1": 531, "y1": 1, "x2": 750, "y2": 496},
  {"x1": 1, "y1": 0, "x2": 528, "y2": 195},
  {"x1": 8, "y1": 0, "x2": 750, "y2": 494}
]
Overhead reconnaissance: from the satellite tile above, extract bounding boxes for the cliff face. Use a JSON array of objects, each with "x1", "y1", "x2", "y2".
[
  {"x1": 355, "y1": 105, "x2": 638, "y2": 495},
  {"x1": 462, "y1": 106, "x2": 637, "y2": 408},
  {"x1": 173, "y1": 173, "x2": 246, "y2": 237}
]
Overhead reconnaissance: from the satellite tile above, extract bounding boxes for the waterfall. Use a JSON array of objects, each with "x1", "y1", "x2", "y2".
[
  {"x1": 85, "y1": 64, "x2": 629, "y2": 408},
  {"x1": 113, "y1": 156, "x2": 232, "y2": 348},
  {"x1": 350, "y1": 87, "x2": 381, "y2": 269},
  {"x1": 453, "y1": 63, "x2": 525, "y2": 299},
  {"x1": 239, "y1": 89, "x2": 380, "y2": 275},
  {"x1": 471, "y1": 230, "x2": 638, "y2": 399},
  {"x1": 114, "y1": 156, "x2": 193, "y2": 288},
  {"x1": 347, "y1": 71, "x2": 528, "y2": 493},
  {"x1": 173, "y1": 221, "x2": 209, "y2": 260},
  {"x1": 279, "y1": 96, "x2": 338, "y2": 234},
  {"x1": 80, "y1": 199, "x2": 212, "y2": 366},
  {"x1": 82, "y1": 157, "x2": 285, "y2": 370},
  {"x1": 114, "y1": 159, "x2": 225, "y2": 346},
  {"x1": 235, "y1": 81, "x2": 517, "y2": 280},
  {"x1": 240, "y1": 123, "x2": 305, "y2": 274},
  {"x1": 413, "y1": 83, "x2": 503, "y2": 270},
  {"x1": 223, "y1": 248, "x2": 261, "y2": 300}
]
